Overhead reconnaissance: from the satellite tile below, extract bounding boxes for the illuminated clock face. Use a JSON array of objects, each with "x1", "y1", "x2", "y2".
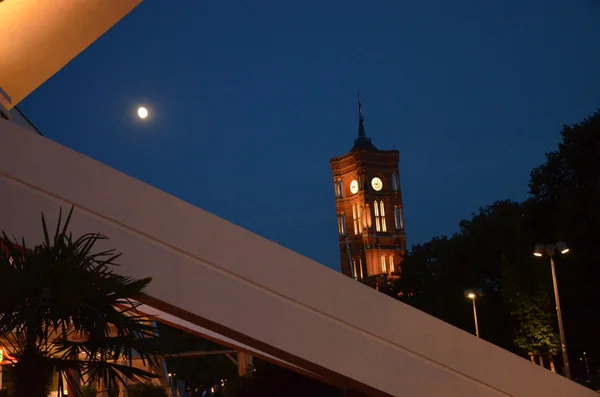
[
  {"x1": 371, "y1": 177, "x2": 383, "y2": 191},
  {"x1": 350, "y1": 180, "x2": 359, "y2": 194}
]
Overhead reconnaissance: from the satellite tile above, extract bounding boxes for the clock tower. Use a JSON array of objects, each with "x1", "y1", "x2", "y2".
[{"x1": 329, "y1": 94, "x2": 407, "y2": 288}]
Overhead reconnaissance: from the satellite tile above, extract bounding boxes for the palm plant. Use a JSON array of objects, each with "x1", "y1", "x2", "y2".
[{"x1": 0, "y1": 206, "x2": 168, "y2": 397}]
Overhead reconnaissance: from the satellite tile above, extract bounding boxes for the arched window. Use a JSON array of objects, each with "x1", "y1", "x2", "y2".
[
  {"x1": 389, "y1": 254, "x2": 394, "y2": 273},
  {"x1": 365, "y1": 204, "x2": 372, "y2": 228},
  {"x1": 380, "y1": 201, "x2": 387, "y2": 232},
  {"x1": 337, "y1": 180, "x2": 343, "y2": 198},
  {"x1": 352, "y1": 205, "x2": 358, "y2": 235},
  {"x1": 392, "y1": 173, "x2": 400, "y2": 192},
  {"x1": 356, "y1": 205, "x2": 362, "y2": 233},
  {"x1": 359, "y1": 258, "x2": 364, "y2": 279},
  {"x1": 381, "y1": 255, "x2": 387, "y2": 273},
  {"x1": 374, "y1": 200, "x2": 381, "y2": 232},
  {"x1": 399, "y1": 207, "x2": 404, "y2": 229},
  {"x1": 394, "y1": 206, "x2": 404, "y2": 230},
  {"x1": 338, "y1": 213, "x2": 347, "y2": 236}
]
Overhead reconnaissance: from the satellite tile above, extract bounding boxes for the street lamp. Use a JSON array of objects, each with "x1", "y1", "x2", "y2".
[
  {"x1": 533, "y1": 241, "x2": 571, "y2": 379},
  {"x1": 582, "y1": 351, "x2": 590, "y2": 382},
  {"x1": 466, "y1": 291, "x2": 479, "y2": 338}
]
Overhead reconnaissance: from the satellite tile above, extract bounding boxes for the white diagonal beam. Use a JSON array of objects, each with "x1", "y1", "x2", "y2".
[{"x1": 0, "y1": 121, "x2": 596, "y2": 397}]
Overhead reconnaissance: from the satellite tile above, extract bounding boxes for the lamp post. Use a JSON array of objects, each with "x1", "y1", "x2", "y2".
[
  {"x1": 168, "y1": 372, "x2": 177, "y2": 397},
  {"x1": 582, "y1": 352, "x2": 590, "y2": 382},
  {"x1": 534, "y1": 241, "x2": 571, "y2": 379},
  {"x1": 466, "y1": 291, "x2": 479, "y2": 338}
]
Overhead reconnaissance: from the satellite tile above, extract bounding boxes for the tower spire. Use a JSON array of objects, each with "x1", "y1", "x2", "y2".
[
  {"x1": 357, "y1": 91, "x2": 366, "y2": 138},
  {"x1": 352, "y1": 91, "x2": 377, "y2": 151}
]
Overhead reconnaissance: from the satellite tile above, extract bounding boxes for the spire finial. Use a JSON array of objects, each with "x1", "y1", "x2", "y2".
[
  {"x1": 357, "y1": 90, "x2": 366, "y2": 139},
  {"x1": 351, "y1": 91, "x2": 377, "y2": 151},
  {"x1": 357, "y1": 90, "x2": 364, "y2": 121}
]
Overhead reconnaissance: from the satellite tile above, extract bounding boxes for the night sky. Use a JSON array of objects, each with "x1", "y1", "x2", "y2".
[{"x1": 19, "y1": 1, "x2": 600, "y2": 271}]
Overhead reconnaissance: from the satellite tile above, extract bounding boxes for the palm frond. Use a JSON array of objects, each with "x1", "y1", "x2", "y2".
[{"x1": 0, "y1": 205, "x2": 169, "y2": 397}]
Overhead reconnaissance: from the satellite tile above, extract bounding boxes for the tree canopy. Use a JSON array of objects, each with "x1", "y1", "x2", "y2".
[{"x1": 394, "y1": 109, "x2": 600, "y2": 379}]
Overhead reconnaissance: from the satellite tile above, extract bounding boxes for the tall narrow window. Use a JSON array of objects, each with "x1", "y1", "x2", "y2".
[
  {"x1": 380, "y1": 201, "x2": 387, "y2": 232},
  {"x1": 374, "y1": 200, "x2": 381, "y2": 231},
  {"x1": 337, "y1": 180, "x2": 343, "y2": 198},
  {"x1": 392, "y1": 173, "x2": 400, "y2": 192},
  {"x1": 352, "y1": 259, "x2": 358, "y2": 280},
  {"x1": 365, "y1": 204, "x2": 372, "y2": 228},
  {"x1": 333, "y1": 182, "x2": 339, "y2": 197},
  {"x1": 338, "y1": 214, "x2": 347, "y2": 236},
  {"x1": 356, "y1": 205, "x2": 363, "y2": 233},
  {"x1": 381, "y1": 255, "x2": 386, "y2": 273},
  {"x1": 399, "y1": 207, "x2": 404, "y2": 229},
  {"x1": 394, "y1": 206, "x2": 404, "y2": 230},
  {"x1": 389, "y1": 255, "x2": 394, "y2": 273},
  {"x1": 352, "y1": 204, "x2": 358, "y2": 235},
  {"x1": 359, "y1": 258, "x2": 364, "y2": 279}
]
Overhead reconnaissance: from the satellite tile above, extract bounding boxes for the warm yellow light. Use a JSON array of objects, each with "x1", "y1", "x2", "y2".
[
  {"x1": 533, "y1": 252, "x2": 543, "y2": 257},
  {"x1": 137, "y1": 106, "x2": 148, "y2": 119},
  {"x1": 560, "y1": 248, "x2": 570, "y2": 254},
  {"x1": 467, "y1": 292, "x2": 476, "y2": 299}
]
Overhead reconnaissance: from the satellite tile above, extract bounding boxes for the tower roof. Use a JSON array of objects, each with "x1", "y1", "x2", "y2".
[{"x1": 351, "y1": 91, "x2": 377, "y2": 151}]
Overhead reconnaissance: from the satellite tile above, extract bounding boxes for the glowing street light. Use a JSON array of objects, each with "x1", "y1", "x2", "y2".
[
  {"x1": 582, "y1": 351, "x2": 590, "y2": 382},
  {"x1": 533, "y1": 241, "x2": 571, "y2": 379},
  {"x1": 466, "y1": 291, "x2": 479, "y2": 338}
]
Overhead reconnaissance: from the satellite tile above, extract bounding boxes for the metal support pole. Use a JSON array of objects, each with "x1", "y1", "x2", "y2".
[
  {"x1": 549, "y1": 255, "x2": 570, "y2": 379},
  {"x1": 584, "y1": 353, "x2": 590, "y2": 382},
  {"x1": 170, "y1": 376, "x2": 177, "y2": 397},
  {"x1": 472, "y1": 298, "x2": 480, "y2": 338},
  {"x1": 345, "y1": 238, "x2": 356, "y2": 279}
]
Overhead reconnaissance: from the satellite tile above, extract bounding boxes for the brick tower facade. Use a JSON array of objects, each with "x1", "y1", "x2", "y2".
[{"x1": 329, "y1": 94, "x2": 407, "y2": 288}]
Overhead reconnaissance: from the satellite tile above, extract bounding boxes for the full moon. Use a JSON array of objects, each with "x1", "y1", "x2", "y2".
[{"x1": 137, "y1": 107, "x2": 148, "y2": 119}]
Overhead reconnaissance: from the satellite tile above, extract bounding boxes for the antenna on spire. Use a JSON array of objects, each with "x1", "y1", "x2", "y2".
[
  {"x1": 357, "y1": 90, "x2": 364, "y2": 121},
  {"x1": 351, "y1": 90, "x2": 376, "y2": 150},
  {"x1": 357, "y1": 90, "x2": 367, "y2": 139}
]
